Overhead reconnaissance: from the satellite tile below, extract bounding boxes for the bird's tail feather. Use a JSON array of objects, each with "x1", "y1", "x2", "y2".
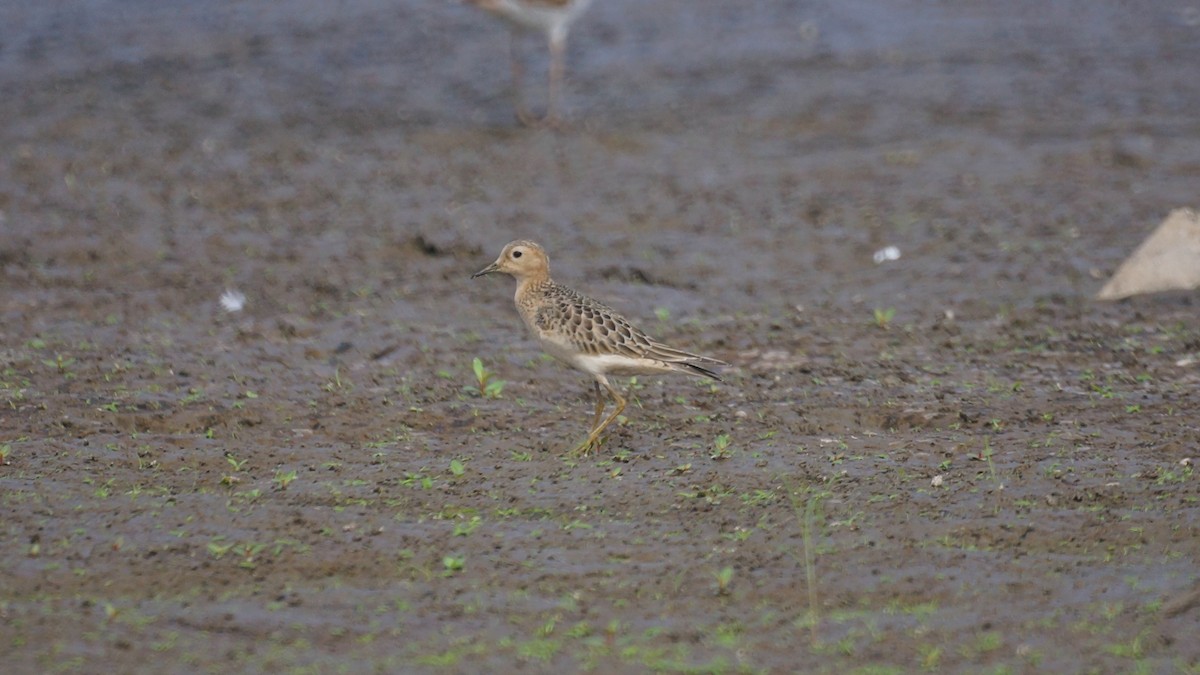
[{"x1": 677, "y1": 360, "x2": 722, "y2": 381}]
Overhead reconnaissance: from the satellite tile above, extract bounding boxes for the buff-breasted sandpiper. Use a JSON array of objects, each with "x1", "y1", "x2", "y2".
[{"x1": 472, "y1": 240, "x2": 726, "y2": 454}]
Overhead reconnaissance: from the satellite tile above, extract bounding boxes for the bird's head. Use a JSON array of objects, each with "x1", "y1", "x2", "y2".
[{"x1": 471, "y1": 240, "x2": 550, "y2": 281}]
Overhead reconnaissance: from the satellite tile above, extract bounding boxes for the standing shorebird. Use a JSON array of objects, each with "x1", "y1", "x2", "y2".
[
  {"x1": 472, "y1": 240, "x2": 726, "y2": 455},
  {"x1": 464, "y1": 0, "x2": 595, "y2": 125}
]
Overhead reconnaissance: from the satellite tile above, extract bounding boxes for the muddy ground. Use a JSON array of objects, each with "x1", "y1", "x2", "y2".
[{"x1": 2, "y1": 0, "x2": 1200, "y2": 672}]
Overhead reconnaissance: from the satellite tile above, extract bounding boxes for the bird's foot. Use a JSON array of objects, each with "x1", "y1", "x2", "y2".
[{"x1": 568, "y1": 433, "x2": 604, "y2": 458}]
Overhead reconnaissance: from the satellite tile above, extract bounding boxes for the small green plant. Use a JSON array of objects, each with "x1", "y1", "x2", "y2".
[
  {"x1": 92, "y1": 479, "x2": 114, "y2": 498},
  {"x1": 401, "y1": 471, "x2": 434, "y2": 489},
  {"x1": 207, "y1": 540, "x2": 234, "y2": 559},
  {"x1": 449, "y1": 458, "x2": 466, "y2": 476},
  {"x1": 442, "y1": 554, "x2": 465, "y2": 575},
  {"x1": 920, "y1": 644, "x2": 942, "y2": 669},
  {"x1": 723, "y1": 527, "x2": 752, "y2": 543},
  {"x1": 715, "y1": 566, "x2": 734, "y2": 595},
  {"x1": 465, "y1": 357, "x2": 506, "y2": 398},
  {"x1": 710, "y1": 434, "x2": 733, "y2": 460},
  {"x1": 273, "y1": 469, "x2": 298, "y2": 490},
  {"x1": 971, "y1": 631, "x2": 1003, "y2": 654},
  {"x1": 1103, "y1": 631, "x2": 1147, "y2": 659},
  {"x1": 873, "y1": 307, "x2": 896, "y2": 329},
  {"x1": 0, "y1": 443, "x2": 10, "y2": 464},
  {"x1": 324, "y1": 367, "x2": 347, "y2": 392},
  {"x1": 980, "y1": 437, "x2": 998, "y2": 485},
  {"x1": 42, "y1": 353, "x2": 76, "y2": 378},
  {"x1": 453, "y1": 517, "x2": 482, "y2": 537},
  {"x1": 221, "y1": 453, "x2": 248, "y2": 486},
  {"x1": 235, "y1": 542, "x2": 267, "y2": 569},
  {"x1": 741, "y1": 489, "x2": 778, "y2": 506}
]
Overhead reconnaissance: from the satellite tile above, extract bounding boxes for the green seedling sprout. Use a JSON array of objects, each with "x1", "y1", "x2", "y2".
[
  {"x1": 442, "y1": 555, "x2": 465, "y2": 575},
  {"x1": 465, "y1": 357, "x2": 506, "y2": 398},
  {"x1": 715, "y1": 566, "x2": 734, "y2": 595},
  {"x1": 873, "y1": 307, "x2": 896, "y2": 329},
  {"x1": 42, "y1": 353, "x2": 76, "y2": 378},
  {"x1": 711, "y1": 434, "x2": 732, "y2": 460},
  {"x1": 273, "y1": 469, "x2": 298, "y2": 490}
]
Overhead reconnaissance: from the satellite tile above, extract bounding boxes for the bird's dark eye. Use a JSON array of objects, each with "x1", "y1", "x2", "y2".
[{"x1": 512, "y1": 250, "x2": 523, "y2": 258}]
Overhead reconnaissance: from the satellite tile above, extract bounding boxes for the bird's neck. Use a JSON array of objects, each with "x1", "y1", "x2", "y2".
[
  {"x1": 514, "y1": 273, "x2": 552, "y2": 310},
  {"x1": 516, "y1": 271, "x2": 548, "y2": 292}
]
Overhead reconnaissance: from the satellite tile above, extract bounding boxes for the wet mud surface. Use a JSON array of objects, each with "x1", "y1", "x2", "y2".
[{"x1": 2, "y1": 0, "x2": 1200, "y2": 672}]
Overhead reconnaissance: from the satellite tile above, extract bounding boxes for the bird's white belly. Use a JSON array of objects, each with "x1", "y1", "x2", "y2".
[
  {"x1": 538, "y1": 335, "x2": 669, "y2": 377},
  {"x1": 490, "y1": 0, "x2": 592, "y2": 32}
]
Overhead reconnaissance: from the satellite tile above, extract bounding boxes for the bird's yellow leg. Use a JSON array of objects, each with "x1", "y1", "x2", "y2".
[
  {"x1": 571, "y1": 381, "x2": 626, "y2": 457},
  {"x1": 589, "y1": 381, "x2": 606, "y2": 431}
]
